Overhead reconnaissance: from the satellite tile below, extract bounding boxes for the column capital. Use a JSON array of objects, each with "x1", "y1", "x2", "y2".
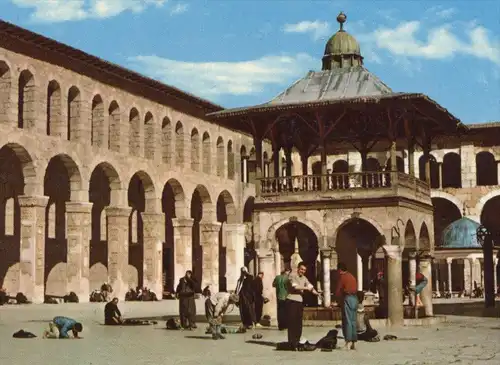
[
  {"x1": 200, "y1": 221, "x2": 222, "y2": 232},
  {"x1": 105, "y1": 206, "x2": 131, "y2": 216},
  {"x1": 224, "y1": 222, "x2": 246, "y2": 233},
  {"x1": 141, "y1": 212, "x2": 163, "y2": 222},
  {"x1": 383, "y1": 245, "x2": 402, "y2": 260},
  {"x1": 256, "y1": 248, "x2": 273, "y2": 259},
  {"x1": 65, "y1": 201, "x2": 93, "y2": 213},
  {"x1": 446, "y1": 257, "x2": 453, "y2": 264},
  {"x1": 171, "y1": 217, "x2": 194, "y2": 228},
  {"x1": 408, "y1": 251, "x2": 418, "y2": 259},
  {"x1": 17, "y1": 195, "x2": 49, "y2": 207},
  {"x1": 419, "y1": 254, "x2": 434, "y2": 263},
  {"x1": 321, "y1": 249, "x2": 332, "y2": 258}
]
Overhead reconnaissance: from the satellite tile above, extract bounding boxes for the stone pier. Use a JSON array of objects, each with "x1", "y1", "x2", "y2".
[
  {"x1": 384, "y1": 245, "x2": 404, "y2": 326},
  {"x1": 200, "y1": 222, "x2": 221, "y2": 292},
  {"x1": 258, "y1": 249, "x2": 277, "y2": 325},
  {"x1": 419, "y1": 256, "x2": 433, "y2": 316},
  {"x1": 172, "y1": 218, "x2": 194, "y2": 287},
  {"x1": 223, "y1": 223, "x2": 246, "y2": 291},
  {"x1": 142, "y1": 213, "x2": 164, "y2": 298}
]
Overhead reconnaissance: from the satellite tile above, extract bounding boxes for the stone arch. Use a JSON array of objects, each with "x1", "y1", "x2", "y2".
[
  {"x1": 332, "y1": 159, "x2": 348, "y2": 172},
  {"x1": 192, "y1": 184, "x2": 213, "y2": 220},
  {"x1": 385, "y1": 156, "x2": 405, "y2": 173},
  {"x1": 480, "y1": 194, "x2": 500, "y2": 232},
  {"x1": 476, "y1": 151, "x2": 497, "y2": 186},
  {"x1": 108, "y1": 100, "x2": 121, "y2": 152},
  {"x1": 18, "y1": 69, "x2": 36, "y2": 130},
  {"x1": 404, "y1": 220, "x2": 416, "y2": 249},
  {"x1": 419, "y1": 222, "x2": 430, "y2": 252},
  {"x1": 175, "y1": 121, "x2": 184, "y2": 166},
  {"x1": 190, "y1": 128, "x2": 200, "y2": 171},
  {"x1": 127, "y1": 170, "x2": 156, "y2": 213},
  {"x1": 47, "y1": 80, "x2": 62, "y2": 137},
  {"x1": 144, "y1": 111, "x2": 155, "y2": 160},
  {"x1": 216, "y1": 136, "x2": 225, "y2": 177},
  {"x1": 266, "y1": 217, "x2": 322, "y2": 250},
  {"x1": 0, "y1": 143, "x2": 38, "y2": 195},
  {"x1": 67, "y1": 86, "x2": 81, "y2": 141},
  {"x1": 418, "y1": 154, "x2": 439, "y2": 188},
  {"x1": 0, "y1": 61, "x2": 11, "y2": 124},
  {"x1": 91, "y1": 94, "x2": 105, "y2": 147},
  {"x1": 162, "y1": 178, "x2": 186, "y2": 292},
  {"x1": 227, "y1": 140, "x2": 235, "y2": 179},
  {"x1": 442, "y1": 152, "x2": 461, "y2": 188},
  {"x1": 202, "y1": 132, "x2": 211, "y2": 174},
  {"x1": 476, "y1": 190, "x2": 500, "y2": 224},
  {"x1": 128, "y1": 108, "x2": 141, "y2": 157},
  {"x1": 366, "y1": 157, "x2": 381, "y2": 171},
  {"x1": 44, "y1": 154, "x2": 83, "y2": 200},
  {"x1": 432, "y1": 196, "x2": 462, "y2": 248},
  {"x1": 333, "y1": 216, "x2": 385, "y2": 240},
  {"x1": 88, "y1": 162, "x2": 122, "y2": 290},
  {"x1": 161, "y1": 117, "x2": 172, "y2": 164},
  {"x1": 430, "y1": 191, "x2": 463, "y2": 213}
]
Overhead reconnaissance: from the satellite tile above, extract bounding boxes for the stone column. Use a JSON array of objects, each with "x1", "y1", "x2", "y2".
[
  {"x1": 224, "y1": 223, "x2": 246, "y2": 291},
  {"x1": 258, "y1": 249, "x2": 277, "y2": 325},
  {"x1": 471, "y1": 258, "x2": 481, "y2": 289},
  {"x1": 142, "y1": 213, "x2": 164, "y2": 298},
  {"x1": 384, "y1": 245, "x2": 404, "y2": 326},
  {"x1": 273, "y1": 249, "x2": 282, "y2": 276},
  {"x1": 434, "y1": 260, "x2": 440, "y2": 293},
  {"x1": 446, "y1": 258, "x2": 453, "y2": 294},
  {"x1": 18, "y1": 195, "x2": 49, "y2": 304},
  {"x1": 105, "y1": 206, "x2": 131, "y2": 300},
  {"x1": 464, "y1": 258, "x2": 471, "y2": 295},
  {"x1": 419, "y1": 257, "x2": 433, "y2": 316},
  {"x1": 66, "y1": 201, "x2": 93, "y2": 302},
  {"x1": 494, "y1": 258, "x2": 498, "y2": 292},
  {"x1": 200, "y1": 222, "x2": 221, "y2": 292},
  {"x1": 409, "y1": 251, "x2": 417, "y2": 307},
  {"x1": 357, "y1": 253, "x2": 363, "y2": 291},
  {"x1": 171, "y1": 218, "x2": 194, "y2": 288},
  {"x1": 322, "y1": 250, "x2": 331, "y2": 307}
]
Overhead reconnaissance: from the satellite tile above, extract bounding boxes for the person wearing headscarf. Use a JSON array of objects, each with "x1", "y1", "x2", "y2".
[
  {"x1": 235, "y1": 266, "x2": 257, "y2": 329},
  {"x1": 176, "y1": 270, "x2": 198, "y2": 329}
]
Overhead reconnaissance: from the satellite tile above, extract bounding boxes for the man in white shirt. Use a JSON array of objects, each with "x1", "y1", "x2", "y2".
[{"x1": 203, "y1": 286, "x2": 239, "y2": 340}]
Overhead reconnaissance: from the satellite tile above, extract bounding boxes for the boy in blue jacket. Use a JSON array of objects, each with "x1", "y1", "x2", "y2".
[{"x1": 43, "y1": 316, "x2": 83, "y2": 339}]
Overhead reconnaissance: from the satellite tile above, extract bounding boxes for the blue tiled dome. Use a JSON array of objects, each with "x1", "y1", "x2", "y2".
[{"x1": 441, "y1": 217, "x2": 481, "y2": 249}]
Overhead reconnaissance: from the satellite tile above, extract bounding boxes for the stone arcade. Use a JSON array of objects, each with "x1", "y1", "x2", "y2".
[{"x1": 1, "y1": 13, "x2": 500, "y2": 324}]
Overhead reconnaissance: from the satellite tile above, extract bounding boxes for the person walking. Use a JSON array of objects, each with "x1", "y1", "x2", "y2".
[
  {"x1": 235, "y1": 267, "x2": 257, "y2": 329},
  {"x1": 253, "y1": 272, "x2": 264, "y2": 326},
  {"x1": 286, "y1": 262, "x2": 321, "y2": 350},
  {"x1": 272, "y1": 268, "x2": 291, "y2": 330},
  {"x1": 335, "y1": 262, "x2": 358, "y2": 350}
]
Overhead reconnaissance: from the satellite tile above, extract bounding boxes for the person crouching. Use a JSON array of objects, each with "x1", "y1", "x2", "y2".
[{"x1": 202, "y1": 286, "x2": 239, "y2": 340}]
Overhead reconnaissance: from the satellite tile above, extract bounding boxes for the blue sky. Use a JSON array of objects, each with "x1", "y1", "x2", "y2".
[{"x1": 3, "y1": 0, "x2": 499, "y2": 124}]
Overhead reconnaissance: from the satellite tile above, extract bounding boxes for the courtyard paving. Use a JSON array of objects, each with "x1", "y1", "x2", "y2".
[{"x1": 0, "y1": 301, "x2": 499, "y2": 365}]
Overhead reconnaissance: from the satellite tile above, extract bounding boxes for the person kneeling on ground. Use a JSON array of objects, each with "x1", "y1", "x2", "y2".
[
  {"x1": 356, "y1": 291, "x2": 379, "y2": 342},
  {"x1": 43, "y1": 316, "x2": 83, "y2": 339},
  {"x1": 104, "y1": 297, "x2": 123, "y2": 325},
  {"x1": 202, "y1": 286, "x2": 239, "y2": 340}
]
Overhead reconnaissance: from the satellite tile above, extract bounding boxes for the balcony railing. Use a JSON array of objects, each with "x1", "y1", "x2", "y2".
[{"x1": 258, "y1": 171, "x2": 430, "y2": 196}]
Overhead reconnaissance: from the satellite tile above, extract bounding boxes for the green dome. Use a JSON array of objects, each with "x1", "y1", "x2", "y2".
[
  {"x1": 441, "y1": 217, "x2": 481, "y2": 249},
  {"x1": 324, "y1": 30, "x2": 361, "y2": 57}
]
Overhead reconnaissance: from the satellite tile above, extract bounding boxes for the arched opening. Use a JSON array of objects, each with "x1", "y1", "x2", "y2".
[
  {"x1": 175, "y1": 121, "x2": 184, "y2": 166},
  {"x1": 190, "y1": 128, "x2": 200, "y2": 172},
  {"x1": 276, "y1": 221, "x2": 319, "y2": 306},
  {"x1": 432, "y1": 197, "x2": 462, "y2": 248},
  {"x1": 385, "y1": 156, "x2": 405, "y2": 173},
  {"x1": 0, "y1": 62, "x2": 11, "y2": 124},
  {"x1": 366, "y1": 157, "x2": 381, "y2": 171},
  {"x1": 191, "y1": 188, "x2": 203, "y2": 285},
  {"x1": 418, "y1": 155, "x2": 439, "y2": 189},
  {"x1": 312, "y1": 161, "x2": 322, "y2": 189},
  {"x1": 216, "y1": 137, "x2": 225, "y2": 177},
  {"x1": 332, "y1": 159, "x2": 349, "y2": 188},
  {"x1": 129, "y1": 108, "x2": 141, "y2": 157},
  {"x1": 108, "y1": 101, "x2": 120, "y2": 152},
  {"x1": 18, "y1": 70, "x2": 36, "y2": 130},
  {"x1": 402, "y1": 220, "x2": 417, "y2": 286},
  {"x1": 481, "y1": 196, "x2": 500, "y2": 238},
  {"x1": 202, "y1": 132, "x2": 211, "y2": 174},
  {"x1": 476, "y1": 152, "x2": 498, "y2": 186},
  {"x1": 366, "y1": 157, "x2": 382, "y2": 187},
  {"x1": 67, "y1": 86, "x2": 80, "y2": 141},
  {"x1": 335, "y1": 218, "x2": 381, "y2": 292},
  {"x1": 127, "y1": 171, "x2": 155, "y2": 290},
  {"x1": 227, "y1": 140, "x2": 235, "y2": 180},
  {"x1": 91, "y1": 95, "x2": 105, "y2": 147},
  {"x1": 442, "y1": 152, "x2": 461, "y2": 188},
  {"x1": 161, "y1": 117, "x2": 172, "y2": 164},
  {"x1": 144, "y1": 112, "x2": 155, "y2": 160},
  {"x1": 216, "y1": 191, "x2": 236, "y2": 291},
  {"x1": 0, "y1": 145, "x2": 24, "y2": 294},
  {"x1": 419, "y1": 223, "x2": 430, "y2": 253},
  {"x1": 89, "y1": 163, "x2": 121, "y2": 292},
  {"x1": 47, "y1": 80, "x2": 61, "y2": 136},
  {"x1": 44, "y1": 155, "x2": 80, "y2": 296}
]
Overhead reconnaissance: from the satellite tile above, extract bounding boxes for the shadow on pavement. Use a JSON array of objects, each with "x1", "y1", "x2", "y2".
[{"x1": 246, "y1": 340, "x2": 277, "y2": 347}]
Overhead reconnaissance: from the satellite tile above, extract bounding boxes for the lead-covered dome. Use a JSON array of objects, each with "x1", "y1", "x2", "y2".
[{"x1": 441, "y1": 217, "x2": 481, "y2": 249}]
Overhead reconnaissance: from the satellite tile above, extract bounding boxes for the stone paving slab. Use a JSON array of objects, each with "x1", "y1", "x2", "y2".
[{"x1": 1, "y1": 303, "x2": 500, "y2": 365}]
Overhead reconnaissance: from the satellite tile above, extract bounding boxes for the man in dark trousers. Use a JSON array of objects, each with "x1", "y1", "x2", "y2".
[
  {"x1": 273, "y1": 268, "x2": 291, "y2": 330},
  {"x1": 253, "y1": 272, "x2": 264, "y2": 326},
  {"x1": 235, "y1": 266, "x2": 256, "y2": 329},
  {"x1": 104, "y1": 297, "x2": 123, "y2": 325},
  {"x1": 286, "y1": 262, "x2": 320, "y2": 350},
  {"x1": 176, "y1": 270, "x2": 198, "y2": 329}
]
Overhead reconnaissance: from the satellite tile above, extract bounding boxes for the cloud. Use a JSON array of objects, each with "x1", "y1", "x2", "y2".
[
  {"x1": 11, "y1": 0, "x2": 166, "y2": 22},
  {"x1": 169, "y1": 3, "x2": 188, "y2": 15},
  {"x1": 283, "y1": 20, "x2": 331, "y2": 41},
  {"x1": 426, "y1": 6, "x2": 456, "y2": 20},
  {"x1": 372, "y1": 21, "x2": 500, "y2": 66},
  {"x1": 128, "y1": 53, "x2": 316, "y2": 99}
]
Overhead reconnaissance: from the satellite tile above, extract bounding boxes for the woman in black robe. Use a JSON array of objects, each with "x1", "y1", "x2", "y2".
[
  {"x1": 235, "y1": 267, "x2": 256, "y2": 329},
  {"x1": 176, "y1": 270, "x2": 198, "y2": 329}
]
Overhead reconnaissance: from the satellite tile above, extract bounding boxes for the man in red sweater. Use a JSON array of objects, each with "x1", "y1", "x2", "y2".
[
  {"x1": 414, "y1": 272, "x2": 428, "y2": 307},
  {"x1": 335, "y1": 262, "x2": 358, "y2": 350}
]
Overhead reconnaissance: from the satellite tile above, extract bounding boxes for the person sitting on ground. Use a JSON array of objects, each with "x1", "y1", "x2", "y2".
[
  {"x1": 202, "y1": 286, "x2": 239, "y2": 340},
  {"x1": 104, "y1": 298, "x2": 123, "y2": 325},
  {"x1": 356, "y1": 291, "x2": 379, "y2": 342},
  {"x1": 43, "y1": 316, "x2": 83, "y2": 339},
  {"x1": 0, "y1": 287, "x2": 7, "y2": 305}
]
